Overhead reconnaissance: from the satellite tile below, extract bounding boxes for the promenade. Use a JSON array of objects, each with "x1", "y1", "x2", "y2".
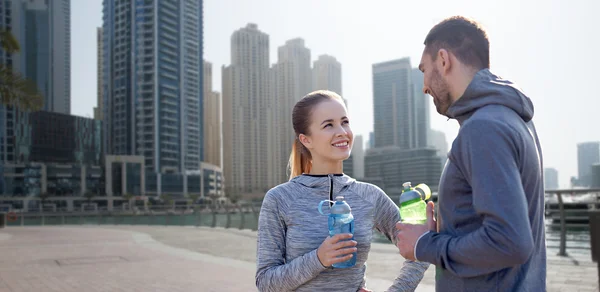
[{"x1": 0, "y1": 226, "x2": 597, "y2": 291}]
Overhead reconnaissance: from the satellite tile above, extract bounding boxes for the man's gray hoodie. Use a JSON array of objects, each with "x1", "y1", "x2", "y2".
[{"x1": 415, "y1": 69, "x2": 546, "y2": 291}]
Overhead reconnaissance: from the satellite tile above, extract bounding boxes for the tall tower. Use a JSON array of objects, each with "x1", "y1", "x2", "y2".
[
  {"x1": 222, "y1": 23, "x2": 271, "y2": 198},
  {"x1": 372, "y1": 58, "x2": 429, "y2": 149},
  {"x1": 272, "y1": 38, "x2": 312, "y2": 182},
  {"x1": 95, "y1": 27, "x2": 103, "y2": 120},
  {"x1": 102, "y1": 0, "x2": 204, "y2": 178},
  {"x1": 203, "y1": 61, "x2": 221, "y2": 168},
  {"x1": 313, "y1": 54, "x2": 342, "y2": 95},
  {"x1": 6, "y1": 0, "x2": 71, "y2": 114}
]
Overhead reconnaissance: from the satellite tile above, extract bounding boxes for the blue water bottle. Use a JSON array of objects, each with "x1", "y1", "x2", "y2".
[{"x1": 318, "y1": 196, "x2": 357, "y2": 268}]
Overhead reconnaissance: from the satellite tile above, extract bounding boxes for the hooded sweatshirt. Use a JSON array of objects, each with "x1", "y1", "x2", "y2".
[
  {"x1": 256, "y1": 174, "x2": 429, "y2": 292},
  {"x1": 415, "y1": 69, "x2": 546, "y2": 291}
]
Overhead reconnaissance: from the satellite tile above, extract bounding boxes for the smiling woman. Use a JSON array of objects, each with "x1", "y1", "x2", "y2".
[
  {"x1": 254, "y1": 90, "x2": 429, "y2": 292},
  {"x1": 288, "y1": 90, "x2": 352, "y2": 179}
]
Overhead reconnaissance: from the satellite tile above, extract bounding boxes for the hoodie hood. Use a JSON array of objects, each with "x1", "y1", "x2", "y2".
[
  {"x1": 446, "y1": 69, "x2": 534, "y2": 124},
  {"x1": 290, "y1": 174, "x2": 356, "y2": 197}
]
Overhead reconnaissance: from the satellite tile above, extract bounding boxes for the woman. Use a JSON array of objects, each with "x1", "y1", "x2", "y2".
[{"x1": 255, "y1": 90, "x2": 429, "y2": 292}]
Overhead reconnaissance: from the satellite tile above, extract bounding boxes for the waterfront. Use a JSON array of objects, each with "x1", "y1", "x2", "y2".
[{"x1": 4, "y1": 210, "x2": 592, "y2": 257}]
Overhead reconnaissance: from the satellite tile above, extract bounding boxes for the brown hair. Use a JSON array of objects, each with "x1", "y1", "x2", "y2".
[
  {"x1": 288, "y1": 90, "x2": 344, "y2": 180},
  {"x1": 424, "y1": 16, "x2": 490, "y2": 70}
]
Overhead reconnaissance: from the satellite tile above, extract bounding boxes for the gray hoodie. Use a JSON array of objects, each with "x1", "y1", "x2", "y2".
[
  {"x1": 415, "y1": 69, "x2": 546, "y2": 291},
  {"x1": 256, "y1": 174, "x2": 429, "y2": 291}
]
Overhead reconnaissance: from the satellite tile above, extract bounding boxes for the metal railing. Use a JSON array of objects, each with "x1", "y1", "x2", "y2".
[
  {"x1": 4, "y1": 191, "x2": 599, "y2": 258},
  {"x1": 545, "y1": 188, "x2": 600, "y2": 256},
  {"x1": 3, "y1": 202, "x2": 263, "y2": 231}
]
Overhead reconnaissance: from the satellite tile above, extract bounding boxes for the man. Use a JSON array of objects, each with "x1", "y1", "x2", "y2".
[{"x1": 396, "y1": 16, "x2": 546, "y2": 291}]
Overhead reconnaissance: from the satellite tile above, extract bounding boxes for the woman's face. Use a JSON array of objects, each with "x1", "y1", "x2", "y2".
[{"x1": 299, "y1": 99, "x2": 354, "y2": 163}]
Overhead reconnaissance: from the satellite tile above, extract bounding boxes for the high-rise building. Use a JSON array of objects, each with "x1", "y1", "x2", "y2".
[
  {"x1": 373, "y1": 58, "x2": 416, "y2": 149},
  {"x1": 0, "y1": 0, "x2": 71, "y2": 166},
  {"x1": 1, "y1": 0, "x2": 71, "y2": 114},
  {"x1": 368, "y1": 58, "x2": 440, "y2": 192},
  {"x1": 577, "y1": 142, "x2": 600, "y2": 187},
  {"x1": 313, "y1": 54, "x2": 342, "y2": 95},
  {"x1": 102, "y1": 0, "x2": 204, "y2": 188},
  {"x1": 544, "y1": 167, "x2": 559, "y2": 190},
  {"x1": 203, "y1": 61, "x2": 221, "y2": 168},
  {"x1": 365, "y1": 146, "x2": 441, "y2": 199},
  {"x1": 94, "y1": 27, "x2": 103, "y2": 120},
  {"x1": 222, "y1": 24, "x2": 273, "y2": 198},
  {"x1": 353, "y1": 135, "x2": 365, "y2": 178},
  {"x1": 272, "y1": 38, "x2": 312, "y2": 183},
  {"x1": 412, "y1": 69, "x2": 429, "y2": 148},
  {"x1": 592, "y1": 164, "x2": 600, "y2": 188},
  {"x1": 367, "y1": 132, "x2": 375, "y2": 149}
]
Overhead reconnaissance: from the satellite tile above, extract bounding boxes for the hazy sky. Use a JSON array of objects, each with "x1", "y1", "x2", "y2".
[{"x1": 72, "y1": 0, "x2": 599, "y2": 188}]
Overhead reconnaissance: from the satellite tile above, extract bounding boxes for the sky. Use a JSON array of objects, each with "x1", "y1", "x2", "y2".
[{"x1": 72, "y1": 0, "x2": 600, "y2": 188}]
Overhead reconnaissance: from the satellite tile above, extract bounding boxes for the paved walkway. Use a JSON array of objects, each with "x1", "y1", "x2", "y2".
[{"x1": 0, "y1": 226, "x2": 597, "y2": 291}]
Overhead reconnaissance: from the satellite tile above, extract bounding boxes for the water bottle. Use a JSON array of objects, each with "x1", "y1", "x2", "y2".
[
  {"x1": 399, "y1": 182, "x2": 431, "y2": 224},
  {"x1": 318, "y1": 196, "x2": 357, "y2": 268}
]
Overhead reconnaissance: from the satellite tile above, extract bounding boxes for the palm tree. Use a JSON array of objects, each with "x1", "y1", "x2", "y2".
[
  {"x1": 0, "y1": 29, "x2": 44, "y2": 111},
  {"x1": 159, "y1": 194, "x2": 173, "y2": 211},
  {"x1": 187, "y1": 194, "x2": 200, "y2": 210}
]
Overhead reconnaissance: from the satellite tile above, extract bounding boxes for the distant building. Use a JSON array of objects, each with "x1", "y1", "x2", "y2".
[
  {"x1": 592, "y1": 164, "x2": 600, "y2": 188},
  {"x1": 577, "y1": 142, "x2": 600, "y2": 187},
  {"x1": 365, "y1": 146, "x2": 441, "y2": 199},
  {"x1": 544, "y1": 168, "x2": 559, "y2": 190}
]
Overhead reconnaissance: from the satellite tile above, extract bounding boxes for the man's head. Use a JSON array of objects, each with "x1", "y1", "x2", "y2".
[{"x1": 419, "y1": 16, "x2": 490, "y2": 116}]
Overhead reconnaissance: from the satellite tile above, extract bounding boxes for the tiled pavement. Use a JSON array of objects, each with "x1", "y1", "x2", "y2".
[
  {"x1": 0, "y1": 226, "x2": 598, "y2": 291},
  {"x1": 0, "y1": 226, "x2": 256, "y2": 292}
]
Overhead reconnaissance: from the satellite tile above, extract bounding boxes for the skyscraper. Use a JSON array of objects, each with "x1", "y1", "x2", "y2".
[
  {"x1": 372, "y1": 58, "x2": 414, "y2": 149},
  {"x1": 95, "y1": 27, "x2": 103, "y2": 120},
  {"x1": 412, "y1": 69, "x2": 429, "y2": 148},
  {"x1": 577, "y1": 142, "x2": 600, "y2": 187},
  {"x1": 313, "y1": 54, "x2": 342, "y2": 95},
  {"x1": 272, "y1": 38, "x2": 312, "y2": 183},
  {"x1": 203, "y1": 61, "x2": 221, "y2": 168},
  {"x1": 353, "y1": 135, "x2": 365, "y2": 178},
  {"x1": 222, "y1": 23, "x2": 272, "y2": 198},
  {"x1": 4, "y1": 0, "x2": 71, "y2": 114},
  {"x1": 368, "y1": 57, "x2": 440, "y2": 192},
  {"x1": 0, "y1": 0, "x2": 71, "y2": 166},
  {"x1": 102, "y1": 0, "x2": 204, "y2": 178}
]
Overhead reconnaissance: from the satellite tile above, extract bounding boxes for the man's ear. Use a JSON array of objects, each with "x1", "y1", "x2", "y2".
[
  {"x1": 438, "y1": 49, "x2": 452, "y2": 75},
  {"x1": 299, "y1": 133, "x2": 312, "y2": 150}
]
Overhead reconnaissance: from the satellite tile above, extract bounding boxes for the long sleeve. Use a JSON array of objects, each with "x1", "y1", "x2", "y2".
[
  {"x1": 255, "y1": 191, "x2": 327, "y2": 292},
  {"x1": 415, "y1": 120, "x2": 534, "y2": 278},
  {"x1": 373, "y1": 187, "x2": 429, "y2": 292}
]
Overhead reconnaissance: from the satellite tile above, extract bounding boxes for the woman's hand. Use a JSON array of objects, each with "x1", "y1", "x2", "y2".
[{"x1": 316, "y1": 233, "x2": 357, "y2": 267}]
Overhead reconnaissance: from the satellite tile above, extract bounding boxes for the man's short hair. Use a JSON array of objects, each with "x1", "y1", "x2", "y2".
[{"x1": 424, "y1": 16, "x2": 490, "y2": 70}]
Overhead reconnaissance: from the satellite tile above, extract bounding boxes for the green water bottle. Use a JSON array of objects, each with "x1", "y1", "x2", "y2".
[{"x1": 399, "y1": 182, "x2": 431, "y2": 224}]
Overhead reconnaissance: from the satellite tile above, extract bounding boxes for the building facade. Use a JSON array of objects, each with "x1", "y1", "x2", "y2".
[
  {"x1": 3, "y1": 0, "x2": 71, "y2": 115},
  {"x1": 577, "y1": 142, "x2": 600, "y2": 187},
  {"x1": 364, "y1": 146, "x2": 441, "y2": 198},
  {"x1": 95, "y1": 27, "x2": 103, "y2": 120},
  {"x1": 222, "y1": 24, "x2": 273, "y2": 199},
  {"x1": 203, "y1": 61, "x2": 221, "y2": 168},
  {"x1": 313, "y1": 54, "x2": 342, "y2": 95},
  {"x1": 0, "y1": 111, "x2": 103, "y2": 211},
  {"x1": 102, "y1": 0, "x2": 204, "y2": 192}
]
